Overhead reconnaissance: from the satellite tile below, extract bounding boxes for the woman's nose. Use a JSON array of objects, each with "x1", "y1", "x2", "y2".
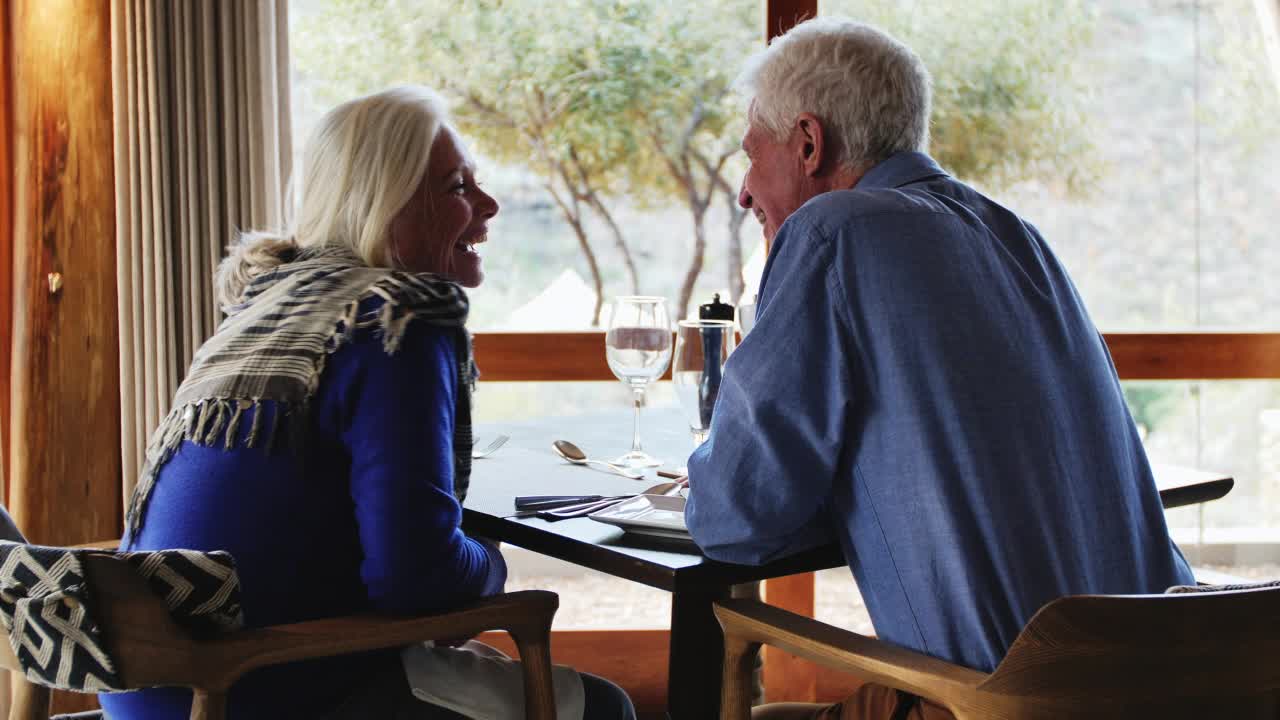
[{"x1": 480, "y1": 189, "x2": 499, "y2": 219}]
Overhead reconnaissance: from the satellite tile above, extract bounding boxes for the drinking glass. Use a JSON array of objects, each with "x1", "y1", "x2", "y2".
[
  {"x1": 673, "y1": 320, "x2": 737, "y2": 449},
  {"x1": 737, "y1": 295, "x2": 758, "y2": 335},
  {"x1": 605, "y1": 296, "x2": 673, "y2": 468}
]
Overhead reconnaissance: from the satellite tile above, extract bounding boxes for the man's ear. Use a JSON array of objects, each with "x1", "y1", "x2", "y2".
[{"x1": 795, "y1": 113, "x2": 826, "y2": 178}]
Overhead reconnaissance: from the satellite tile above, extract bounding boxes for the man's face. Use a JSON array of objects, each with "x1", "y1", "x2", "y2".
[{"x1": 737, "y1": 113, "x2": 816, "y2": 244}]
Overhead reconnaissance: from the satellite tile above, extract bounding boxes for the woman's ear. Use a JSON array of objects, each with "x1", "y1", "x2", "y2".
[{"x1": 795, "y1": 113, "x2": 826, "y2": 178}]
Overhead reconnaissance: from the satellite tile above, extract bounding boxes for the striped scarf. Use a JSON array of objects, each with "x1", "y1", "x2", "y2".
[{"x1": 125, "y1": 246, "x2": 475, "y2": 535}]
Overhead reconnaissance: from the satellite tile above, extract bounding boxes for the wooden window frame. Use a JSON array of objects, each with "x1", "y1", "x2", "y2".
[
  {"x1": 466, "y1": 2, "x2": 1280, "y2": 704},
  {"x1": 474, "y1": 331, "x2": 1280, "y2": 382},
  {"x1": 0, "y1": 0, "x2": 1271, "y2": 709}
]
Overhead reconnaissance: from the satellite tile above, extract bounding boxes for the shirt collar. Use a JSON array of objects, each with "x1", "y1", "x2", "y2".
[{"x1": 855, "y1": 151, "x2": 949, "y2": 190}]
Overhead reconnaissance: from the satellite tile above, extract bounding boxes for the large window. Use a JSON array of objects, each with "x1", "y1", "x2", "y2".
[
  {"x1": 291, "y1": 0, "x2": 763, "y2": 332},
  {"x1": 833, "y1": 0, "x2": 1280, "y2": 547},
  {"x1": 291, "y1": 0, "x2": 1280, "y2": 620}
]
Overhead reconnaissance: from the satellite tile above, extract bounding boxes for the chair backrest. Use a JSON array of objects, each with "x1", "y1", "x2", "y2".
[
  {"x1": 978, "y1": 585, "x2": 1280, "y2": 714},
  {"x1": 0, "y1": 553, "x2": 212, "y2": 720},
  {"x1": 0, "y1": 541, "x2": 242, "y2": 693}
]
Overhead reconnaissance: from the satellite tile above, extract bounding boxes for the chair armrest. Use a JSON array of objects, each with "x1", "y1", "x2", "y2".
[
  {"x1": 198, "y1": 590, "x2": 559, "y2": 691},
  {"x1": 715, "y1": 599, "x2": 987, "y2": 704},
  {"x1": 69, "y1": 539, "x2": 121, "y2": 551}
]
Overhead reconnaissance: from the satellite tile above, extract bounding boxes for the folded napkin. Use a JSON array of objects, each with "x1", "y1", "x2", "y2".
[{"x1": 401, "y1": 639, "x2": 585, "y2": 719}]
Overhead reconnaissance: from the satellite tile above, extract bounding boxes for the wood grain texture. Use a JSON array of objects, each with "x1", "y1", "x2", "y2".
[
  {"x1": 478, "y1": 627, "x2": 858, "y2": 717},
  {"x1": 762, "y1": 573, "x2": 817, "y2": 702},
  {"x1": 474, "y1": 331, "x2": 673, "y2": 382},
  {"x1": 8, "y1": 0, "x2": 121, "y2": 548},
  {"x1": 0, "y1": 0, "x2": 12, "y2": 507},
  {"x1": 1, "y1": 553, "x2": 562, "y2": 720},
  {"x1": 718, "y1": 588, "x2": 1280, "y2": 719},
  {"x1": 765, "y1": 0, "x2": 817, "y2": 41},
  {"x1": 1104, "y1": 332, "x2": 1280, "y2": 380},
  {"x1": 472, "y1": 331, "x2": 1280, "y2": 381},
  {"x1": 480, "y1": 629, "x2": 673, "y2": 718}
]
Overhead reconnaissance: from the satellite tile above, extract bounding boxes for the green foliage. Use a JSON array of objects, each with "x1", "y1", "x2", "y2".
[
  {"x1": 1207, "y1": 0, "x2": 1280, "y2": 156},
  {"x1": 1123, "y1": 383, "x2": 1183, "y2": 438},
  {"x1": 296, "y1": 0, "x2": 659, "y2": 194},
  {"x1": 827, "y1": 0, "x2": 1100, "y2": 195},
  {"x1": 605, "y1": 1, "x2": 756, "y2": 203},
  {"x1": 297, "y1": 0, "x2": 1103, "y2": 204}
]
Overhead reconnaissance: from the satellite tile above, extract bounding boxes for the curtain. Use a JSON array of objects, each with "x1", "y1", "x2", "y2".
[{"x1": 111, "y1": 0, "x2": 292, "y2": 505}]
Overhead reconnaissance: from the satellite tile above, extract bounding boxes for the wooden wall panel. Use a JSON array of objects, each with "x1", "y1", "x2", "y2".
[
  {"x1": 0, "y1": 0, "x2": 12, "y2": 505},
  {"x1": 762, "y1": 573, "x2": 818, "y2": 702},
  {"x1": 0, "y1": 2, "x2": 8, "y2": 710},
  {"x1": 480, "y1": 629, "x2": 671, "y2": 719},
  {"x1": 478, "y1": 627, "x2": 863, "y2": 714},
  {"x1": 8, "y1": 0, "x2": 120, "y2": 547}
]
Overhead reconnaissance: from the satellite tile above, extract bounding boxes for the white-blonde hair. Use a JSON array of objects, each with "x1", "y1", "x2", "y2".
[
  {"x1": 737, "y1": 17, "x2": 931, "y2": 173},
  {"x1": 217, "y1": 85, "x2": 450, "y2": 307}
]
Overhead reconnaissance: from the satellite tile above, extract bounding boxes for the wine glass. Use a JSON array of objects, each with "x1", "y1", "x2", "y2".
[
  {"x1": 605, "y1": 296, "x2": 673, "y2": 469},
  {"x1": 673, "y1": 320, "x2": 737, "y2": 449},
  {"x1": 737, "y1": 294, "x2": 758, "y2": 335}
]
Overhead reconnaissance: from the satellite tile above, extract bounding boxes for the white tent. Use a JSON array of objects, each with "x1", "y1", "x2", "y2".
[{"x1": 503, "y1": 268, "x2": 599, "y2": 329}]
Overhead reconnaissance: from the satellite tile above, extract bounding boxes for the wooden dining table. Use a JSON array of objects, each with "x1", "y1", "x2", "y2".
[{"x1": 462, "y1": 407, "x2": 1233, "y2": 719}]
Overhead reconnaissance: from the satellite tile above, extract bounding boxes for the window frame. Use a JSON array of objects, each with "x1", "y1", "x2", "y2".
[{"x1": 462, "y1": 2, "x2": 1280, "y2": 702}]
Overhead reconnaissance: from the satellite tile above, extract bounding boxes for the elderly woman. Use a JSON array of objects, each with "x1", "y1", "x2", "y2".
[{"x1": 100, "y1": 86, "x2": 634, "y2": 720}]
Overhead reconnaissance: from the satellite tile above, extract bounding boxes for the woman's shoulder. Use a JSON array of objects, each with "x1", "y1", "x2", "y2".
[
  {"x1": 342, "y1": 293, "x2": 461, "y2": 364},
  {"x1": 364, "y1": 269, "x2": 470, "y2": 320}
]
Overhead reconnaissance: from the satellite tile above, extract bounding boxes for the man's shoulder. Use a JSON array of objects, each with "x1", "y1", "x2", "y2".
[{"x1": 793, "y1": 184, "x2": 962, "y2": 235}]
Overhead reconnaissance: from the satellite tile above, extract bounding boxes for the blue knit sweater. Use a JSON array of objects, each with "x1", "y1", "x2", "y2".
[{"x1": 100, "y1": 307, "x2": 505, "y2": 719}]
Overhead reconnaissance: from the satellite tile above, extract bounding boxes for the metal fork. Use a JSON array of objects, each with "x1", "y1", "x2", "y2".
[{"x1": 471, "y1": 434, "x2": 510, "y2": 459}]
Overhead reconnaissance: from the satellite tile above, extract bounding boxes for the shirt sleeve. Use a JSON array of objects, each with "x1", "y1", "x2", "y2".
[
  {"x1": 319, "y1": 315, "x2": 506, "y2": 614},
  {"x1": 685, "y1": 217, "x2": 849, "y2": 565}
]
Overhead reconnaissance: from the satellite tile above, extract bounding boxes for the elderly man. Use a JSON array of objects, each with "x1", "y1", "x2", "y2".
[{"x1": 684, "y1": 17, "x2": 1195, "y2": 720}]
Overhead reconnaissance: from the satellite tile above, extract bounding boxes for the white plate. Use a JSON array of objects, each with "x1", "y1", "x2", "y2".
[{"x1": 588, "y1": 494, "x2": 690, "y2": 536}]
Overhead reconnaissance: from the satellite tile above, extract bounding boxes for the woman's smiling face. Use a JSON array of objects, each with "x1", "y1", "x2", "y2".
[{"x1": 388, "y1": 126, "x2": 499, "y2": 287}]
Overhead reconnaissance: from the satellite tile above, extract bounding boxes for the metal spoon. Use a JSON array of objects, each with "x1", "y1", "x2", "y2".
[{"x1": 552, "y1": 440, "x2": 645, "y2": 479}]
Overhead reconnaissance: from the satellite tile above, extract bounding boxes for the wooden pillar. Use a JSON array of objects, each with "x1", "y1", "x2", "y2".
[
  {"x1": 761, "y1": 0, "x2": 817, "y2": 264},
  {"x1": 0, "y1": 0, "x2": 12, "y2": 507},
  {"x1": 758, "y1": 0, "x2": 822, "y2": 703},
  {"x1": 765, "y1": 0, "x2": 817, "y2": 42},
  {"x1": 0, "y1": 4, "x2": 10, "y2": 713},
  {"x1": 762, "y1": 574, "x2": 819, "y2": 702},
  {"x1": 8, "y1": 0, "x2": 120, "y2": 545}
]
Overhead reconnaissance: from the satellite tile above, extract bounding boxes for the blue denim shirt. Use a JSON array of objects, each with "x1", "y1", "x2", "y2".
[{"x1": 686, "y1": 152, "x2": 1193, "y2": 672}]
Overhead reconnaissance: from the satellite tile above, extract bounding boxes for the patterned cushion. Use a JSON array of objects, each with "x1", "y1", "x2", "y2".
[
  {"x1": 120, "y1": 548, "x2": 243, "y2": 634},
  {"x1": 1166, "y1": 578, "x2": 1280, "y2": 594},
  {"x1": 0, "y1": 541, "x2": 243, "y2": 692}
]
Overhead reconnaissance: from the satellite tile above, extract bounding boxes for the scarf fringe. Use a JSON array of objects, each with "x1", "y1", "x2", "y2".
[
  {"x1": 126, "y1": 397, "x2": 287, "y2": 535},
  {"x1": 125, "y1": 270, "x2": 473, "y2": 537}
]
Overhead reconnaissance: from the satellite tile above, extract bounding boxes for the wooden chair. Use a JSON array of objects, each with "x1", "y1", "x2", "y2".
[
  {"x1": 716, "y1": 583, "x2": 1280, "y2": 719},
  {"x1": 1, "y1": 550, "x2": 560, "y2": 720}
]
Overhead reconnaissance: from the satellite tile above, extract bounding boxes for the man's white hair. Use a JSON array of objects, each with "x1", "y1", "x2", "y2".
[{"x1": 737, "y1": 17, "x2": 932, "y2": 172}]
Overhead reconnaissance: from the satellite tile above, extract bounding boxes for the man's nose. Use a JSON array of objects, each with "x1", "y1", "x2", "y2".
[{"x1": 738, "y1": 180, "x2": 753, "y2": 209}]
